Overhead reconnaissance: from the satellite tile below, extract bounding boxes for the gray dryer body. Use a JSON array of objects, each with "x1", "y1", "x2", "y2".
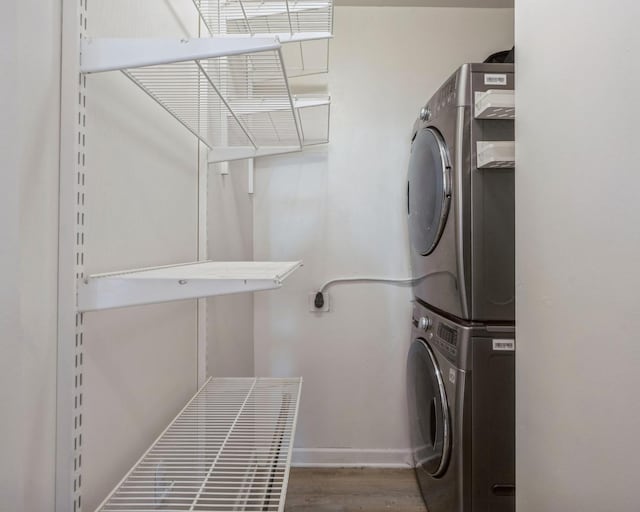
[{"x1": 408, "y1": 63, "x2": 515, "y2": 323}]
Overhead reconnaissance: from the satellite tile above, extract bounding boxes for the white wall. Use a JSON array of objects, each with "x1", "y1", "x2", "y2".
[
  {"x1": 0, "y1": 1, "x2": 61, "y2": 508},
  {"x1": 516, "y1": 1, "x2": 640, "y2": 510},
  {"x1": 207, "y1": 161, "x2": 255, "y2": 377},
  {"x1": 81, "y1": 2, "x2": 201, "y2": 509},
  {"x1": 254, "y1": 6, "x2": 514, "y2": 465}
]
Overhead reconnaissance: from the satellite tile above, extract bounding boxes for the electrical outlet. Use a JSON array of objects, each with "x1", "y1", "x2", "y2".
[{"x1": 308, "y1": 292, "x2": 330, "y2": 312}]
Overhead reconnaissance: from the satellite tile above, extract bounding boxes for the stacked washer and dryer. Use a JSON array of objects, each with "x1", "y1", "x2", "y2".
[{"x1": 406, "y1": 63, "x2": 516, "y2": 512}]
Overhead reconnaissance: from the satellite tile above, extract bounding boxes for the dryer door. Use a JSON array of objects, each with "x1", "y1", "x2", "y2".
[
  {"x1": 408, "y1": 128, "x2": 452, "y2": 256},
  {"x1": 407, "y1": 339, "x2": 451, "y2": 477}
]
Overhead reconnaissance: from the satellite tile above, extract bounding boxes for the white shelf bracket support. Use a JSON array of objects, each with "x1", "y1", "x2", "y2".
[
  {"x1": 197, "y1": 142, "x2": 208, "y2": 386},
  {"x1": 248, "y1": 158, "x2": 255, "y2": 195}
]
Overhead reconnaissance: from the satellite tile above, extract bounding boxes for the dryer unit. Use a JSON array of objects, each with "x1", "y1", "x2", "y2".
[
  {"x1": 407, "y1": 63, "x2": 515, "y2": 323},
  {"x1": 407, "y1": 302, "x2": 515, "y2": 512}
]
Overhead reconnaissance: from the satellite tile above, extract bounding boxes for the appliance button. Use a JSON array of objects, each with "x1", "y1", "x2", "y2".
[
  {"x1": 418, "y1": 316, "x2": 432, "y2": 331},
  {"x1": 420, "y1": 106, "x2": 431, "y2": 121}
]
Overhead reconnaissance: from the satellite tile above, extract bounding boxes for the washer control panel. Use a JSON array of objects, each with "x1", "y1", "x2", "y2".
[
  {"x1": 435, "y1": 323, "x2": 458, "y2": 360},
  {"x1": 412, "y1": 311, "x2": 458, "y2": 362}
]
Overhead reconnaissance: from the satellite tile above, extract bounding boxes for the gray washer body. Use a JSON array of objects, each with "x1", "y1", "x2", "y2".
[
  {"x1": 408, "y1": 63, "x2": 515, "y2": 322},
  {"x1": 407, "y1": 301, "x2": 516, "y2": 512}
]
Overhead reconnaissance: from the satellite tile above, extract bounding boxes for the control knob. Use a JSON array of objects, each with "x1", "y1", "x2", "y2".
[
  {"x1": 419, "y1": 106, "x2": 431, "y2": 121},
  {"x1": 418, "y1": 316, "x2": 432, "y2": 331}
]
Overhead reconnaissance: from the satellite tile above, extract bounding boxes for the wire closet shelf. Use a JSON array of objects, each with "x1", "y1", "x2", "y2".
[
  {"x1": 193, "y1": 0, "x2": 333, "y2": 40},
  {"x1": 192, "y1": 0, "x2": 334, "y2": 77},
  {"x1": 95, "y1": 378, "x2": 302, "y2": 512},
  {"x1": 81, "y1": 38, "x2": 303, "y2": 161}
]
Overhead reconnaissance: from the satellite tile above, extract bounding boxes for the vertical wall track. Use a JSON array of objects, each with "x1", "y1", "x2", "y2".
[{"x1": 57, "y1": 0, "x2": 86, "y2": 510}]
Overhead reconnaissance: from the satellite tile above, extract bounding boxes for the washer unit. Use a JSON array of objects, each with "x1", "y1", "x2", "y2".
[
  {"x1": 407, "y1": 301, "x2": 515, "y2": 512},
  {"x1": 407, "y1": 63, "x2": 515, "y2": 323}
]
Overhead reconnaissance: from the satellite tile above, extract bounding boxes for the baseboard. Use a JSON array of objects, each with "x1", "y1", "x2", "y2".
[{"x1": 291, "y1": 448, "x2": 413, "y2": 468}]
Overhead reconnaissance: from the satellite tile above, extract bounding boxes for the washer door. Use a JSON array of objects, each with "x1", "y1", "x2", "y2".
[
  {"x1": 408, "y1": 128, "x2": 452, "y2": 256},
  {"x1": 407, "y1": 339, "x2": 451, "y2": 477}
]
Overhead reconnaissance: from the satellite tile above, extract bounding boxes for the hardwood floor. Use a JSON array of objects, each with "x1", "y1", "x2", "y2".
[{"x1": 284, "y1": 468, "x2": 427, "y2": 512}]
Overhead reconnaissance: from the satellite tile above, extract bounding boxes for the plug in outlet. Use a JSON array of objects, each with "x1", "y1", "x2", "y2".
[{"x1": 308, "y1": 291, "x2": 330, "y2": 312}]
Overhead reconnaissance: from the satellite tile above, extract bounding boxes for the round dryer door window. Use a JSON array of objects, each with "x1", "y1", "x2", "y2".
[
  {"x1": 407, "y1": 339, "x2": 451, "y2": 477},
  {"x1": 408, "y1": 128, "x2": 451, "y2": 256}
]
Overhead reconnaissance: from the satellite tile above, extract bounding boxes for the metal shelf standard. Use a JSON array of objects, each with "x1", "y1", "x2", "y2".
[{"x1": 95, "y1": 377, "x2": 302, "y2": 512}]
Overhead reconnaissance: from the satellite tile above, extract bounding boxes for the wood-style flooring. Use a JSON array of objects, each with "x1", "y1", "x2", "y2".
[{"x1": 284, "y1": 468, "x2": 427, "y2": 512}]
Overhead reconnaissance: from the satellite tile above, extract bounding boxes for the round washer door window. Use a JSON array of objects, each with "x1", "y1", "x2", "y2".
[
  {"x1": 408, "y1": 128, "x2": 451, "y2": 256},
  {"x1": 407, "y1": 338, "x2": 451, "y2": 477}
]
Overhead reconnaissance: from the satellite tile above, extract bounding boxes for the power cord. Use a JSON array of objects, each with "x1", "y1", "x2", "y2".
[
  {"x1": 312, "y1": 271, "x2": 456, "y2": 309},
  {"x1": 313, "y1": 276, "x2": 420, "y2": 309}
]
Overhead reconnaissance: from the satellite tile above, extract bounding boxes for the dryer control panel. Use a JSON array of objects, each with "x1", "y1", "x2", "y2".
[{"x1": 419, "y1": 74, "x2": 457, "y2": 123}]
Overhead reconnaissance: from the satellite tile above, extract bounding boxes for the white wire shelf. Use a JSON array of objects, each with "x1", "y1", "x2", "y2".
[
  {"x1": 194, "y1": 0, "x2": 333, "y2": 40},
  {"x1": 208, "y1": 95, "x2": 329, "y2": 161},
  {"x1": 295, "y1": 95, "x2": 330, "y2": 146},
  {"x1": 95, "y1": 377, "x2": 302, "y2": 512},
  {"x1": 475, "y1": 89, "x2": 515, "y2": 120},
  {"x1": 193, "y1": 0, "x2": 333, "y2": 77},
  {"x1": 77, "y1": 261, "x2": 303, "y2": 312},
  {"x1": 80, "y1": 38, "x2": 303, "y2": 155},
  {"x1": 477, "y1": 141, "x2": 515, "y2": 169}
]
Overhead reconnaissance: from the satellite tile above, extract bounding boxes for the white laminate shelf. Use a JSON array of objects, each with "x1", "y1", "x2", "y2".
[
  {"x1": 95, "y1": 377, "x2": 302, "y2": 512},
  {"x1": 474, "y1": 89, "x2": 515, "y2": 120},
  {"x1": 477, "y1": 141, "x2": 515, "y2": 169},
  {"x1": 77, "y1": 261, "x2": 303, "y2": 312},
  {"x1": 80, "y1": 38, "x2": 303, "y2": 156}
]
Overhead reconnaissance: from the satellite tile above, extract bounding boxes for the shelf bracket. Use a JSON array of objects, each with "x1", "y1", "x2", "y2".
[{"x1": 248, "y1": 158, "x2": 255, "y2": 195}]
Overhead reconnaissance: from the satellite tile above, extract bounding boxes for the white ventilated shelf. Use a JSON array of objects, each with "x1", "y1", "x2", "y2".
[
  {"x1": 95, "y1": 377, "x2": 302, "y2": 512},
  {"x1": 80, "y1": 38, "x2": 303, "y2": 156},
  {"x1": 475, "y1": 90, "x2": 515, "y2": 120},
  {"x1": 193, "y1": 0, "x2": 333, "y2": 77},
  {"x1": 194, "y1": 0, "x2": 333, "y2": 40},
  {"x1": 296, "y1": 94, "x2": 330, "y2": 146},
  {"x1": 225, "y1": 95, "x2": 329, "y2": 114},
  {"x1": 477, "y1": 141, "x2": 515, "y2": 169},
  {"x1": 209, "y1": 95, "x2": 330, "y2": 161},
  {"x1": 78, "y1": 261, "x2": 303, "y2": 312}
]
